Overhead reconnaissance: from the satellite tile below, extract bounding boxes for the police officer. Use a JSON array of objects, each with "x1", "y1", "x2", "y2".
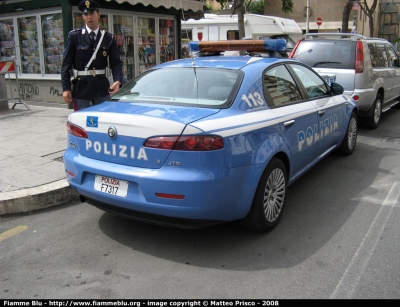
[{"x1": 61, "y1": 0, "x2": 123, "y2": 110}]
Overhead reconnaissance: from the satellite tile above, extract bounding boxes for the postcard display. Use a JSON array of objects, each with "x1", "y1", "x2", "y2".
[
  {"x1": 159, "y1": 19, "x2": 175, "y2": 64},
  {"x1": 0, "y1": 19, "x2": 15, "y2": 61},
  {"x1": 18, "y1": 16, "x2": 41, "y2": 74},
  {"x1": 42, "y1": 13, "x2": 64, "y2": 74},
  {"x1": 138, "y1": 17, "x2": 156, "y2": 73},
  {"x1": 1, "y1": 9, "x2": 178, "y2": 78},
  {"x1": 181, "y1": 28, "x2": 192, "y2": 59},
  {"x1": 114, "y1": 15, "x2": 134, "y2": 81}
]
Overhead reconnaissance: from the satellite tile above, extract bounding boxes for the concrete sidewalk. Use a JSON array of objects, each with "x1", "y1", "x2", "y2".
[{"x1": 0, "y1": 102, "x2": 80, "y2": 215}]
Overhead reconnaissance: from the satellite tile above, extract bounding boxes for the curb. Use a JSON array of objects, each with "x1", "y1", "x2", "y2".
[{"x1": 0, "y1": 179, "x2": 80, "y2": 215}]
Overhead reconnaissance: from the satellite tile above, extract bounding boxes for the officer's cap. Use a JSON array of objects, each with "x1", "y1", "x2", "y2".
[{"x1": 78, "y1": 0, "x2": 100, "y2": 13}]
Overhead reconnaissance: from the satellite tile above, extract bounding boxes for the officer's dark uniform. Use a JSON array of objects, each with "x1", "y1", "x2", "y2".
[{"x1": 61, "y1": 0, "x2": 122, "y2": 105}]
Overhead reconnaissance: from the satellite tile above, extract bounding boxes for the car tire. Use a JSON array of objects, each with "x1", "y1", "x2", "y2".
[
  {"x1": 364, "y1": 94, "x2": 382, "y2": 129},
  {"x1": 241, "y1": 158, "x2": 287, "y2": 232},
  {"x1": 338, "y1": 112, "x2": 358, "y2": 155}
]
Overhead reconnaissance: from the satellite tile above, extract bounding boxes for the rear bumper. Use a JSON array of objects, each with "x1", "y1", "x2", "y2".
[
  {"x1": 344, "y1": 88, "x2": 376, "y2": 116},
  {"x1": 82, "y1": 196, "x2": 223, "y2": 229},
  {"x1": 64, "y1": 149, "x2": 260, "y2": 223}
]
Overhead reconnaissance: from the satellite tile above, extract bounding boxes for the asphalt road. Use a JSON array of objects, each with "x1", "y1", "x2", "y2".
[{"x1": 1, "y1": 108, "x2": 400, "y2": 299}]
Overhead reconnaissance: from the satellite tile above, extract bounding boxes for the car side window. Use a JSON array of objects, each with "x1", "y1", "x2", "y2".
[
  {"x1": 376, "y1": 44, "x2": 389, "y2": 67},
  {"x1": 368, "y1": 43, "x2": 380, "y2": 68},
  {"x1": 263, "y1": 65, "x2": 302, "y2": 107},
  {"x1": 387, "y1": 46, "x2": 399, "y2": 67},
  {"x1": 289, "y1": 64, "x2": 330, "y2": 99}
]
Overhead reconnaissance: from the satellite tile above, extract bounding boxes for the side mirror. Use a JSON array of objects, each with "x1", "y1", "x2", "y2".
[{"x1": 331, "y1": 82, "x2": 344, "y2": 95}]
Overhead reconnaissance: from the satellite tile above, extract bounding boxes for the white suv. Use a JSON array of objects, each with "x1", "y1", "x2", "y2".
[{"x1": 290, "y1": 33, "x2": 400, "y2": 128}]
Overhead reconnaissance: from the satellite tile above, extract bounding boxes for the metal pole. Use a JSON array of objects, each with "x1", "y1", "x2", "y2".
[
  {"x1": 306, "y1": 0, "x2": 310, "y2": 34},
  {"x1": 61, "y1": 0, "x2": 73, "y2": 45},
  {"x1": 61, "y1": 0, "x2": 74, "y2": 110}
]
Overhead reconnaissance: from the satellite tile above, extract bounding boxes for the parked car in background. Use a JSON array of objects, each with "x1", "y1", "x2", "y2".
[
  {"x1": 64, "y1": 40, "x2": 358, "y2": 232},
  {"x1": 290, "y1": 33, "x2": 400, "y2": 129}
]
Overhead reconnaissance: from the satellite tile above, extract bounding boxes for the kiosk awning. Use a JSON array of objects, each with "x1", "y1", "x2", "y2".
[{"x1": 105, "y1": 0, "x2": 203, "y2": 12}]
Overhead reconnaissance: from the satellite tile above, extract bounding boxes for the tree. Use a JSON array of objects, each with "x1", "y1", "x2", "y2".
[
  {"x1": 281, "y1": 0, "x2": 293, "y2": 13},
  {"x1": 263, "y1": 0, "x2": 293, "y2": 14},
  {"x1": 246, "y1": 0, "x2": 264, "y2": 15},
  {"x1": 358, "y1": 0, "x2": 378, "y2": 37},
  {"x1": 211, "y1": 0, "x2": 292, "y2": 14},
  {"x1": 342, "y1": 1, "x2": 378, "y2": 36},
  {"x1": 341, "y1": 0, "x2": 353, "y2": 33},
  {"x1": 231, "y1": 0, "x2": 246, "y2": 44},
  {"x1": 213, "y1": 0, "x2": 229, "y2": 9}
]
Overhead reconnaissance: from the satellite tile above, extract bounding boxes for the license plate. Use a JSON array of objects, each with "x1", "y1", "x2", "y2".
[
  {"x1": 94, "y1": 175, "x2": 128, "y2": 198},
  {"x1": 324, "y1": 77, "x2": 334, "y2": 85},
  {"x1": 321, "y1": 75, "x2": 336, "y2": 86}
]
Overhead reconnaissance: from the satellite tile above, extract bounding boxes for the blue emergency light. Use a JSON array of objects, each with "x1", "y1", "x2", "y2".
[{"x1": 189, "y1": 39, "x2": 287, "y2": 53}]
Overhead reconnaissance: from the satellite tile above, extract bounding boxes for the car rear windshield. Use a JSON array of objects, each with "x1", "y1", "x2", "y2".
[
  {"x1": 111, "y1": 67, "x2": 243, "y2": 108},
  {"x1": 293, "y1": 40, "x2": 356, "y2": 69}
]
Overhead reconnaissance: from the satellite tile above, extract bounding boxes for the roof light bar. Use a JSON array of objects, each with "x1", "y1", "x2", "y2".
[{"x1": 189, "y1": 39, "x2": 287, "y2": 53}]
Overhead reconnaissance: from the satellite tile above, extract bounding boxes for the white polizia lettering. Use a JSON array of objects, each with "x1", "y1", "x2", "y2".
[
  {"x1": 85, "y1": 140, "x2": 148, "y2": 160},
  {"x1": 297, "y1": 115, "x2": 338, "y2": 151}
]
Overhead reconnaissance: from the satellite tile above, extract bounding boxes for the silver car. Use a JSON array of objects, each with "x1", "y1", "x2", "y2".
[{"x1": 290, "y1": 33, "x2": 400, "y2": 128}]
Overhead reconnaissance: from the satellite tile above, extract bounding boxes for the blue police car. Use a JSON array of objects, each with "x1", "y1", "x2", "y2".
[{"x1": 64, "y1": 39, "x2": 358, "y2": 232}]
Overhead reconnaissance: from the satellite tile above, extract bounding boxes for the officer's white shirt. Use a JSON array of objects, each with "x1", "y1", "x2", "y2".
[{"x1": 86, "y1": 26, "x2": 99, "y2": 39}]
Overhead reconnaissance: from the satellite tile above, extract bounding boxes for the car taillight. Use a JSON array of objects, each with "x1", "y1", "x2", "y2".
[
  {"x1": 145, "y1": 136, "x2": 177, "y2": 149},
  {"x1": 65, "y1": 169, "x2": 75, "y2": 177},
  {"x1": 288, "y1": 38, "x2": 303, "y2": 58},
  {"x1": 355, "y1": 41, "x2": 364, "y2": 73},
  {"x1": 155, "y1": 193, "x2": 185, "y2": 199},
  {"x1": 144, "y1": 135, "x2": 224, "y2": 151},
  {"x1": 67, "y1": 121, "x2": 88, "y2": 138}
]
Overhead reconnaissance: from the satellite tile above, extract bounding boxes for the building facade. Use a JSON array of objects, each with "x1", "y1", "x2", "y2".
[
  {"x1": 0, "y1": 0, "x2": 203, "y2": 105},
  {"x1": 203, "y1": 1, "x2": 400, "y2": 46},
  {"x1": 263, "y1": 0, "x2": 383, "y2": 39},
  {"x1": 204, "y1": 1, "x2": 388, "y2": 42}
]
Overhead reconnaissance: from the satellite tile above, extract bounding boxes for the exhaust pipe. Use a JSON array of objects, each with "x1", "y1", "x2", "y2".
[{"x1": 79, "y1": 195, "x2": 86, "y2": 203}]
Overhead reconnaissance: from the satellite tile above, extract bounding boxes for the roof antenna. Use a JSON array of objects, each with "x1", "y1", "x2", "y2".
[{"x1": 180, "y1": 0, "x2": 196, "y2": 65}]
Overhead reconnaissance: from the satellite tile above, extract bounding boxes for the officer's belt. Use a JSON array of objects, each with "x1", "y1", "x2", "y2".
[{"x1": 77, "y1": 69, "x2": 106, "y2": 76}]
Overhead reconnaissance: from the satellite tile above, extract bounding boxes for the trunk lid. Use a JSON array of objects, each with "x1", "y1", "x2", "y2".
[{"x1": 67, "y1": 101, "x2": 220, "y2": 169}]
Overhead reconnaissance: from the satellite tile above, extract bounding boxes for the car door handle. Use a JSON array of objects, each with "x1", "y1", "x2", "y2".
[
  {"x1": 284, "y1": 120, "x2": 295, "y2": 127},
  {"x1": 318, "y1": 110, "x2": 326, "y2": 116}
]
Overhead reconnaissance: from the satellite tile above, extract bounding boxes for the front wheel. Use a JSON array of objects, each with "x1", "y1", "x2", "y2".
[
  {"x1": 338, "y1": 112, "x2": 358, "y2": 155},
  {"x1": 241, "y1": 158, "x2": 287, "y2": 232}
]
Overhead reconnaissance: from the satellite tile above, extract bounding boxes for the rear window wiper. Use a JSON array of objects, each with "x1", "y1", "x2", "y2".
[{"x1": 313, "y1": 61, "x2": 342, "y2": 67}]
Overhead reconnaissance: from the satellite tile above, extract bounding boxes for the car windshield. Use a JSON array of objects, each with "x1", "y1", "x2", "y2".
[
  {"x1": 111, "y1": 67, "x2": 243, "y2": 108},
  {"x1": 293, "y1": 40, "x2": 356, "y2": 69}
]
